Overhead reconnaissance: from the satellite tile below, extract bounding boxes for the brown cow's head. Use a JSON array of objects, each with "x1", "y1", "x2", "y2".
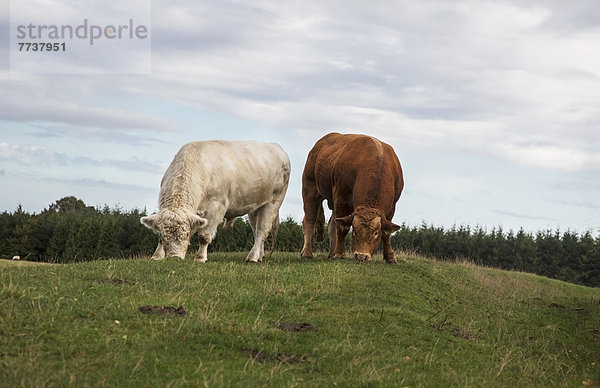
[
  {"x1": 140, "y1": 210, "x2": 208, "y2": 259},
  {"x1": 335, "y1": 206, "x2": 400, "y2": 261}
]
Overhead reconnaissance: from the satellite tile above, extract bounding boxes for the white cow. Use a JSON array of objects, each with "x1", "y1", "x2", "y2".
[
  {"x1": 12, "y1": 255, "x2": 20, "y2": 261},
  {"x1": 141, "y1": 140, "x2": 290, "y2": 263}
]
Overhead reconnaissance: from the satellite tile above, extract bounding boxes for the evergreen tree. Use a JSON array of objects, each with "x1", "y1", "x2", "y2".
[{"x1": 0, "y1": 196, "x2": 599, "y2": 287}]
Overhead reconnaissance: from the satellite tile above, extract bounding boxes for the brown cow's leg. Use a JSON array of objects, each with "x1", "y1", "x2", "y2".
[
  {"x1": 301, "y1": 217, "x2": 314, "y2": 258},
  {"x1": 332, "y1": 201, "x2": 352, "y2": 259},
  {"x1": 327, "y1": 215, "x2": 336, "y2": 258},
  {"x1": 301, "y1": 186, "x2": 321, "y2": 259},
  {"x1": 382, "y1": 230, "x2": 397, "y2": 264},
  {"x1": 333, "y1": 223, "x2": 350, "y2": 259}
]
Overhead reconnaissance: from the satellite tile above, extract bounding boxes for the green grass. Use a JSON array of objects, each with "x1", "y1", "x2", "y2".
[{"x1": 0, "y1": 253, "x2": 599, "y2": 387}]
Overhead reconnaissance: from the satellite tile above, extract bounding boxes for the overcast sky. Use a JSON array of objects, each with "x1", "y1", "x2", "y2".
[{"x1": 1, "y1": 0, "x2": 599, "y2": 234}]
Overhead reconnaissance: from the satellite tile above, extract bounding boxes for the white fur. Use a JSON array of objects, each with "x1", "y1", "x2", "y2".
[{"x1": 141, "y1": 140, "x2": 290, "y2": 262}]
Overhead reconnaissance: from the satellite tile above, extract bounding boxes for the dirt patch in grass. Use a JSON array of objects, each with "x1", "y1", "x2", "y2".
[
  {"x1": 102, "y1": 278, "x2": 132, "y2": 285},
  {"x1": 451, "y1": 327, "x2": 477, "y2": 341},
  {"x1": 276, "y1": 322, "x2": 314, "y2": 332},
  {"x1": 138, "y1": 305, "x2": 187, "y2": 316},
  {"x1": 548, "y1": 302, "x2": 586, "y2": 312},
  {"x1": 240, "y1": 348, "x2": 307, "y2": 364},
  {"x1": 238, "y1": 322, "x2": 314, "y2": 364}
]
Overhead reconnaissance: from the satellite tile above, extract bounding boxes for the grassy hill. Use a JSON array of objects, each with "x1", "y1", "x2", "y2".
[{"x1": 1, "y1": 253, "x2": 598, "y2": 387}]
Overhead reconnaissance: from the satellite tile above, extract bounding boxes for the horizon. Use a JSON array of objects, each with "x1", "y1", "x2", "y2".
[{"x1": 1, "y1": 0, "x2": 599, "y2": 235}]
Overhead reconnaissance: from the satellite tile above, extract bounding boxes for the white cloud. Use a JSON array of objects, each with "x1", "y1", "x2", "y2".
[
  {"x1": 72, "y1": 155, "x2": 165, "y2": 173},
  {"x1": 2, "y1": 0, "x2": 600, "y2": 231},
  {"x1": 132, "y1": 0, "x2": 600, "y2": 173},
  {"x1": 40, "y1": 176, "x2": 153, "y2": 192},
  {"x1": 494, "y1": 141, "x2": 600, "y2": 172},
  {"x1": 0, "y1": 141, "x2": 164, "y2": 172},
  {"x1": 6, "y1": 0, "x2": 598, "y2": 172},
  {"x1": 0, "y1": 142, "x2": 68, "y2": 165},
  {"x1": 0, "y1": 76, "x2": 179, "y2": 132},
  {"x1": 28, "y1": 125, "x2": 170, "y2": 145}
]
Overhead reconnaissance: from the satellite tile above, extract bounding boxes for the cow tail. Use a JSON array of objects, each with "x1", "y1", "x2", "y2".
[
  {"x1": 268, "y1": 212, "x2": 280, "y2": 258},
  {"x1": 314, "y1": 203, "x2": 325, "y2": 242}
]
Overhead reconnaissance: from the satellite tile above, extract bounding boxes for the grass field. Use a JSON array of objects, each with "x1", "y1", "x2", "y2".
[{"x1": 1, "y1": 252, "x2": 599, "y2": 387}]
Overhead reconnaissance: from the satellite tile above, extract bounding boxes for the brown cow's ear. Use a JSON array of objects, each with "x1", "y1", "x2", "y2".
[
  {"x1": 382, "y1": 219, "x2": 401, "y2": 232},
  {"x1": 335, "y1": 214, "x2": 354, "y2": 227}
]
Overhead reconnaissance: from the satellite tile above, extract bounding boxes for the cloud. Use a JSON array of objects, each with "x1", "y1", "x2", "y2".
[
  {"x1": 139, "y1": 0, "x2": 600, "y2": 172},
  {"x1": 546, "y1": 177, "x2": 600, "y2": 192},
  {"x1": 0, "y1": 77, "x2": 179, "y2": 132},
  {"x1": 550, "y1": 198, "x2": 599, "y2": 210},
  {"x1": 151, "y1": 1, "x2": 271, "y2": 53},
  {"x1": 0, "y1": 141, "x2": 164, "y2": 172},
  {"x1": 29, "y1": 125, "x2": 169, "y2": 146},
  {"x1": 40, "y1": 176, "x2": 153, "y2": 192},
  {"x1": 494, "y1": 209, "x2": 557, "y2": 223},
  {"x1": 3, "y1": 0, "x2": 600, "y2": 173},
  {"x1": 0, "y1": 13, "x2": 8, "y2": 71},
  {"x1": 493, "y1": 141, "x2": 600, "y2": 172},
  {"x1": 1, "y1": 0, "x2": 599, "y2": 232},
  {"x1": 0, "y1": 142, "x2": 69, "y2": 165},
  {"x1": 71, "y1": 155, "x2": 165, "y2": 173}
]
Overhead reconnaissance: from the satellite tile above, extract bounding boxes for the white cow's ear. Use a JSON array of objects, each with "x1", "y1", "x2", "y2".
[
  {"x1": 140, "y1": 214, "x2": 159, "y2": 231},
  {"x1": 189, "y1": 213, "x2": 208, "y2": 230}
]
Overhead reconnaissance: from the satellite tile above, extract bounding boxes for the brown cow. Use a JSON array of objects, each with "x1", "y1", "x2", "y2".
[{"x1": 301, "y1": 133, "x2": 404, "y2": 263}]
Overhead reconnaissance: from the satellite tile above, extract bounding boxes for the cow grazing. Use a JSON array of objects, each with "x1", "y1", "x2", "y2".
[
  {"x1": 12, "y1": 255, "x2": 20, "y2": 261},
  {"x1": 301, "y1": 133, "x2": 404, "y2": 263},
  {"x1": 141, "y1": 140, "x2": 290, "y2": 263}
]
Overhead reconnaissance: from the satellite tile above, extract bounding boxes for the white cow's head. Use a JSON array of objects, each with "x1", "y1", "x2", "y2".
[{"x1": 140, "y1": 210, "x2": 207, "y2": 259}]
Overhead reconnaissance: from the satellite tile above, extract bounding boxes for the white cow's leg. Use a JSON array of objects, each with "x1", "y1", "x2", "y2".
[
  {"x1": 246, "y1": 203, "x2": 277, "y2": 263},
  {"x1": 151, "y1": 242, "x2": 166, "y2": 260},
  {"x1": 246, "y1": 211, "x2": 261, "y2": 262},
  {"x1": 194, "y1": 210, "x2": 222, "y2": 263},
  {"x1": 194, "y1": 233, "x2": 211, "y2": 263},
  {"x1": 248, "y1": 211, "x2": 258, "y2": 235},
  {"x1": 195, "y1": 223, "x2": 219, "y2": 262},
  {"x1": 194, "y1": 217, "x2": 223, "y2": 263}
]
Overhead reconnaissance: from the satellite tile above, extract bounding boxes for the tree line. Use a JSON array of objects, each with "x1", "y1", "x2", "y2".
[
  {"x1": 0, "y1": 196, "x2": 319, "y2": 263},
  {"x1": 391, "y1": 224, "x2": 600, "y2": 287},
  {"x1": 1, "y1": 196, "x2": 598, "y2": 287}
]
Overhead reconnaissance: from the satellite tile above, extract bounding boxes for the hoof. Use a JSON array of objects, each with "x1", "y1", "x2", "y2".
[
  {"x1": 300, "y1": 250, "x2": 313, "y2": 259},
  {"x1": 194, "y1": 257, "x2": 207, "y2": 263},
  {"x1": 150, "y1": 256, "x2": 165, "y2": 261},
  {"x1": 245, "y1": 256, "x2": 262, "y2": 263},
  {"x1": 384, "y1": 254, "x2": 399, "y2": 264}
]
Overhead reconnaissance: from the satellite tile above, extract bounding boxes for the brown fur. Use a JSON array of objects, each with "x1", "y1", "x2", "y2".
[{"x1": 300, "y1": 133, "x2": 404, "y2": 263}]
